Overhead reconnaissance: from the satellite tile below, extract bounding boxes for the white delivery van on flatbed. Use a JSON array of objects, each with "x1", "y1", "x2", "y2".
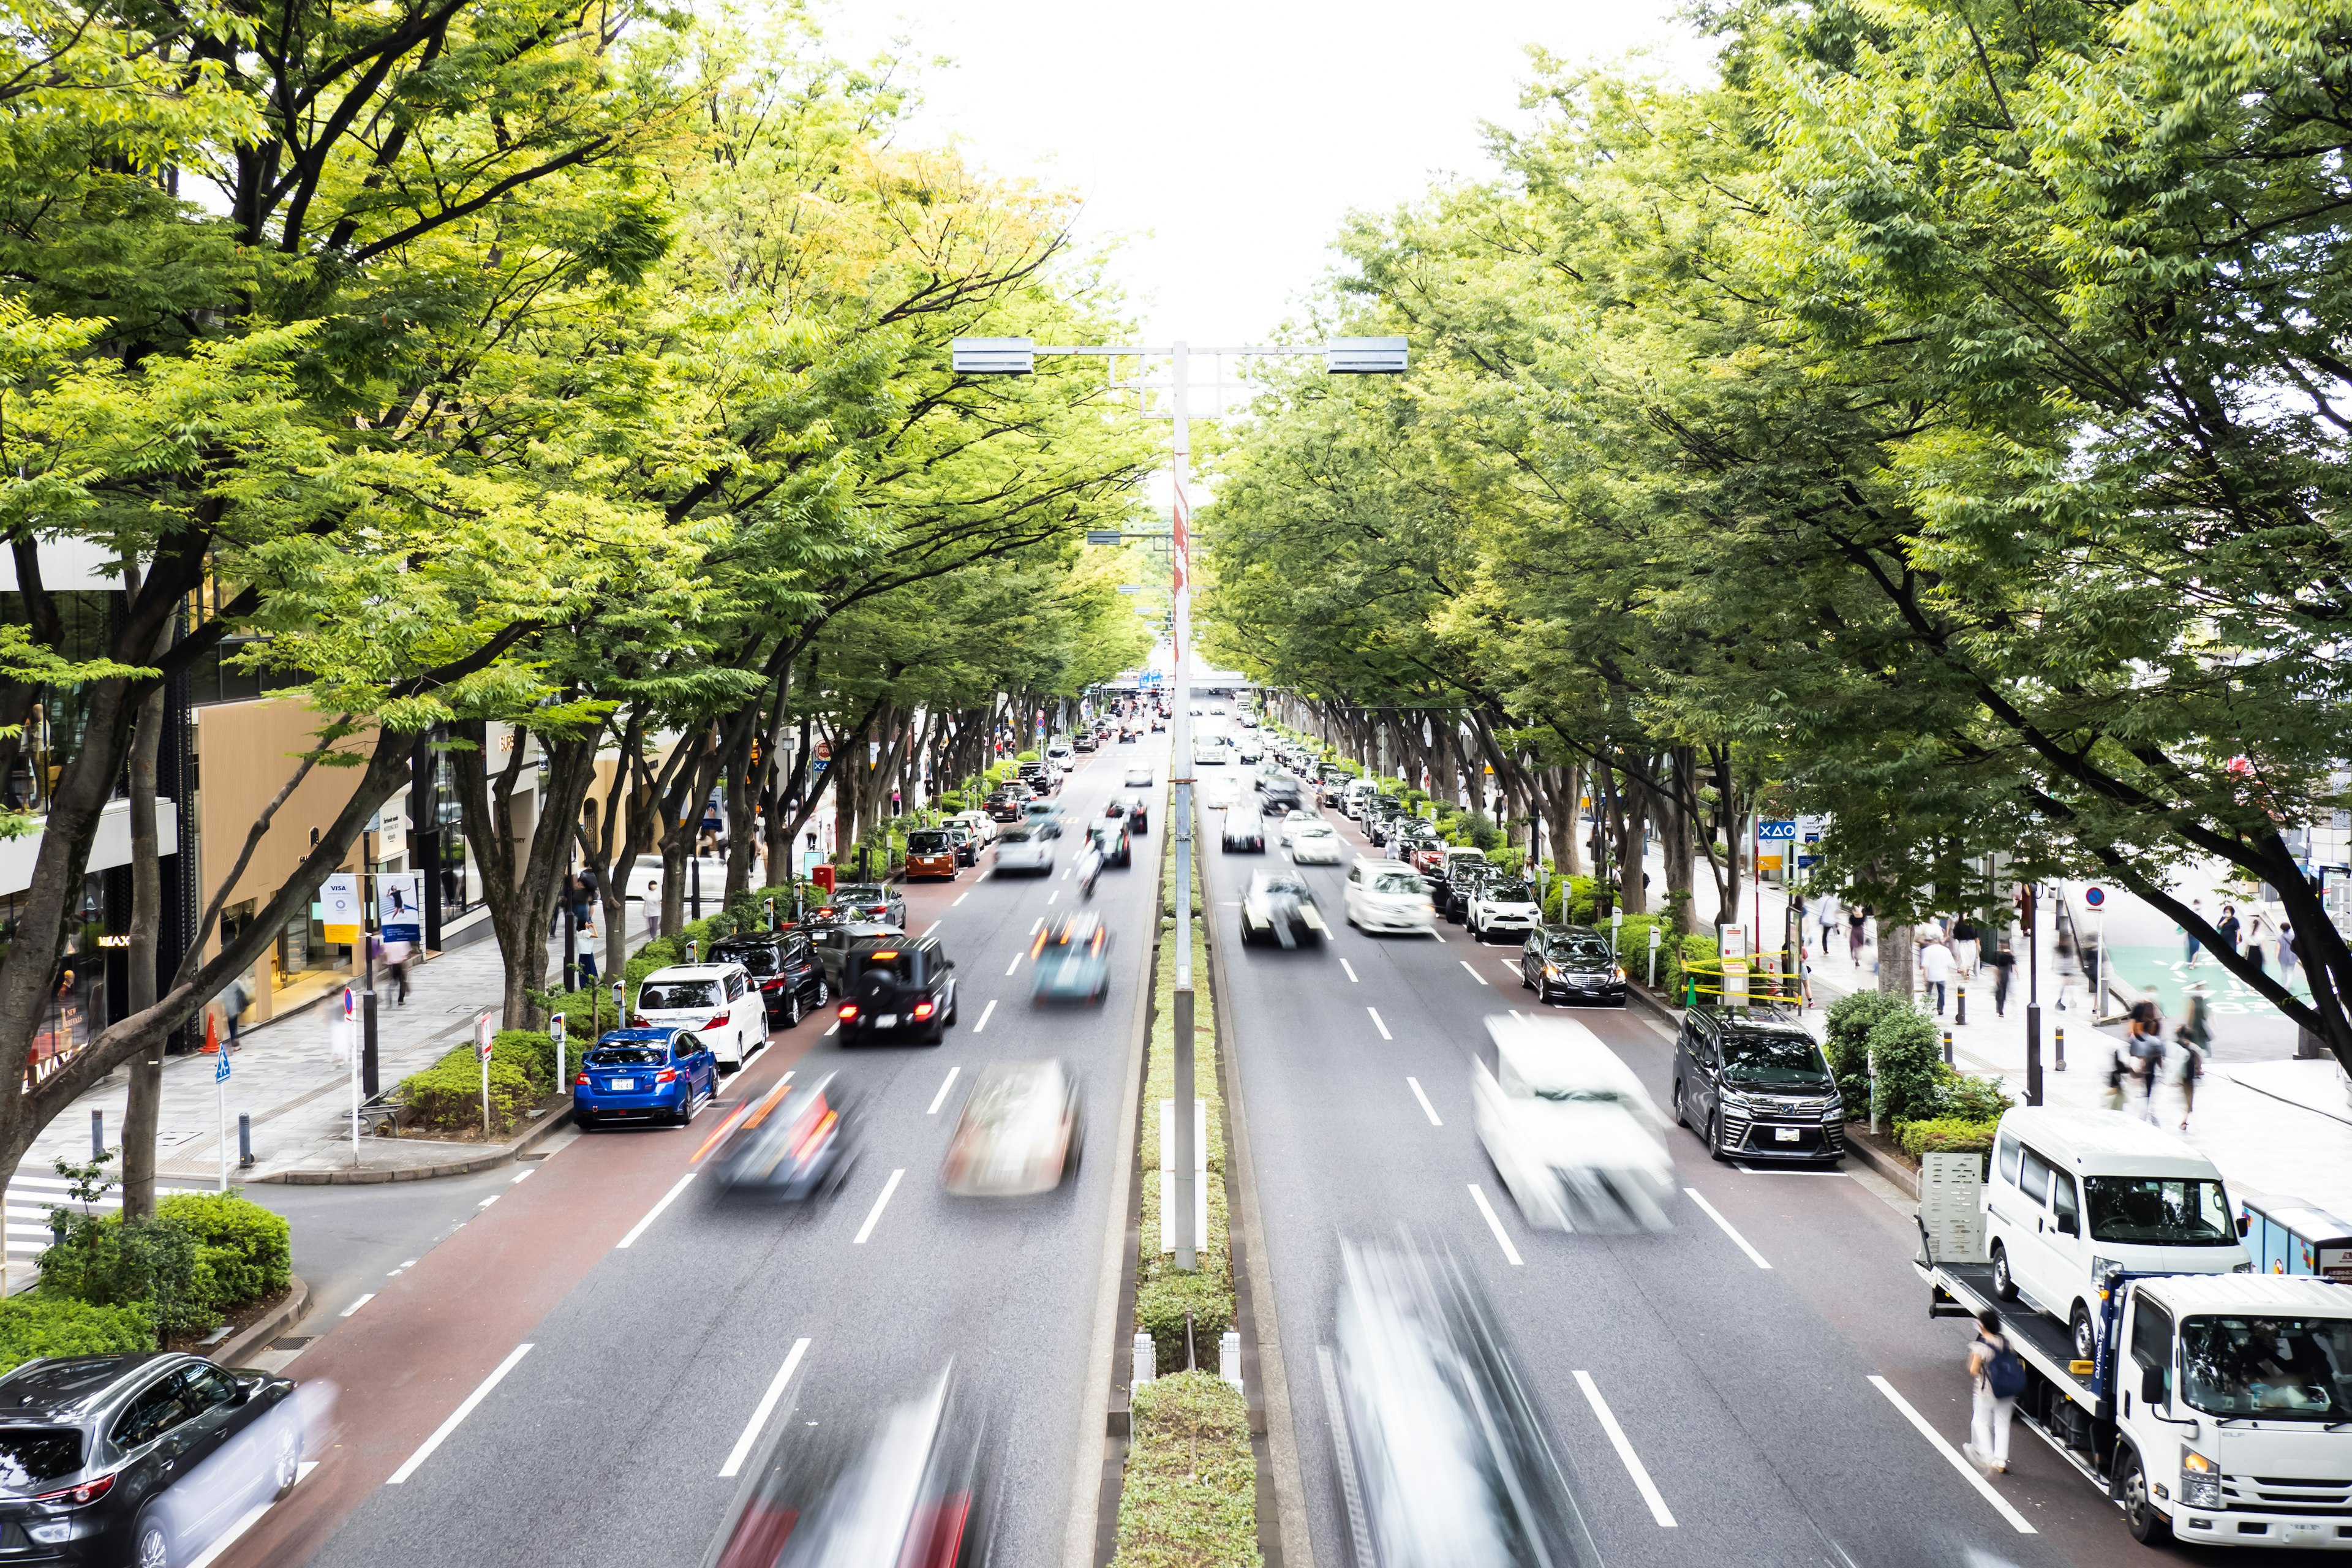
[{"x1": 1924, "y1": 1221, "x2": 2352, "y2": 1547}]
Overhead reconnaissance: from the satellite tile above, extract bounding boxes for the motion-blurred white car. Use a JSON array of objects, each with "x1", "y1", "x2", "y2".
[
  {"x1": 993, "y1": 824, "x2": 1055, "y2": 875},
  {"x1": 942, "y1": 1059, "x2": 1081, "y2": 1196},
  {"x1": 1290, "y1": 823, "x2": 1344, "y2": 865},
  {"x1": 1343, "y1": 859, "x2": 1436, "y2": 934},
  {"x1": 1474, "y1": 1012, "x2": 1673, "y2": 1232},
  {"x1": 1124, "y1": 765, "x2": 1153, "y2": 787},
  {"x1": 1278, "y1": 809, "x2": 1321, "y2": 843}
]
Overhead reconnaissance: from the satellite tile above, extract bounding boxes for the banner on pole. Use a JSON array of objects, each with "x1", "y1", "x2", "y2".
[
  {"x1": 379, "y1": 871, "x2": 424, "y2": 943},
  {"x1": 320, "y1": 872, "x2": 362, "y2": 944}
]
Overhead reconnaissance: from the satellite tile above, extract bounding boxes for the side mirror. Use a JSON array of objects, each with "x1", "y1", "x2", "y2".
[
  {"x1": 2056, "y1": 1212, "x2": 2079, "y2": 1237},
  {"x1": 2238, "y1": 1214, "x2": 2253, "y2": 1238},
  {"x1": 2140, "y1": 1363, "x2": 2166, "y2": 1406}
]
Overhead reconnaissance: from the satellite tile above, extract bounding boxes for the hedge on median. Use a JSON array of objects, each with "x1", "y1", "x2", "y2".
[
  {"x1": 36, "y1": 1182, "x2": 292, "y2": 1343},
  {"x1": 1894, "y1": 1116, "x2": 2001, "y2": 1159},
  {"x1": 0, "y1": 1296, "x2": 154, "y2": 1376},
  {"x1": 1114, "y1": 1371, "x2": 1262, "y2": 1568}
]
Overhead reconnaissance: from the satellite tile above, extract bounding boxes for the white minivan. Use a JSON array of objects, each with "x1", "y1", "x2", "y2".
[
  {"x1": 1341, "y1": 778, "x2": 1379, "y2": 820},
  {"x1": 1985, "y1": 1106, "x2": 2249, "y2": 1360},
  {"x1": 633, "y1": 963, "x2": 763, "y2": 1069}
]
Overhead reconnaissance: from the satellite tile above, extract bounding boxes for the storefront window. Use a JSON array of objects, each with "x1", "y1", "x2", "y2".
[{"x1": 434, "y1": 753, "x2": 483, "y2": 918}]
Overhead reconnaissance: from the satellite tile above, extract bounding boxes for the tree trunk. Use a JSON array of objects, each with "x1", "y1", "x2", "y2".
[{"x1": 1879, "y1": 923, "x2": 1915, "y2": 1000}]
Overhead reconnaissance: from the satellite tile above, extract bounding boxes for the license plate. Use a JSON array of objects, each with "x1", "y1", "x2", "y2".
[
  {"x1": 609, "y1": 1079, "x2": 635, "y2": 1091},
  {"x1": 876, "y1": 1015, "x2": 898, "y2": 1028},
  {"x1": 1774, "y1": 1126, "x2": 1801, "y2": 1142}
]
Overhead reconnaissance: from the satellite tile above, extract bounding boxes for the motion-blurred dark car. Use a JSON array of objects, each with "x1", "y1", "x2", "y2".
[
  {"x1": 710, "y1": 931, "x2": 829, "y2": 1028},
  {"x1": 1519, "y1": 925, "x2": 1627, "y2": 1006},
  {"x1": 837, "y1": 934, "x2": 960, "y2": 1044},
  {"x1": 574, "y1": 1028, "x2": 717, "y2": 1129},
  {"x1": 807, "y1": 921, "x2": 899, "y2": 993},
  {"x1": 1238, "y1": 870, "x2": 1326, "y2": 948},
  {"x1": 1220, "y1": 805, "x2": 1267, "y2": 853},
  {"x1": 0, "y1": 1354, "x2": 305, "y2": 1568},
  {"x1": 707, "y1": 1071, "x2": 854, "y2": 1200},
  {"x1": 1256, "y1": 777, "x2": 1303, "y2": 815},
  {"x1": 943, "y1": 1060, "x2": 1082, "y2": 1196},
  {"x1": 1087, "y1": 821, "x2": 1131, "y2": 868},
  {"x1": 813, "y1": 881, "x2": 904, "y2": 929},
  {"x1": 1331, "y1": 1241, "x2": 1602, "y2": 1568},
  {"x1": 1125, "y1": 795, "x2": 1149, "y2": 834},
  {"x1": 1031, "y1": 913, "x2": 1112, "y2": 1005},
  {"x1": 705, "y1": 1370, "x2": 990, "y2": 1568}
]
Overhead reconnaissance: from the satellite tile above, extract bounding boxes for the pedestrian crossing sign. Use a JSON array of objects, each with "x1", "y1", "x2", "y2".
[{"x1": 215, "y1": 1053, "x2": 230, "y2": 1084}]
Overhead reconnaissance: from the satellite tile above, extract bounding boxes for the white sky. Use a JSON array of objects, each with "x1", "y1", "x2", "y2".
[{"x1": 820, "y1": 0, "x2": 1709, "y2": 349}]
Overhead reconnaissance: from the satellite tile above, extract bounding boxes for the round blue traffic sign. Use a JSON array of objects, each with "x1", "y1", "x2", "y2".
[{"x1": 2084, "y1": 886, "x2": 2106, "y2": 907}]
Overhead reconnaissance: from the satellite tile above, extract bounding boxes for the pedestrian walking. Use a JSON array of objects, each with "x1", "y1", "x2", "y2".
[
  {"x1": 224, "y1": 976, "x2": 250, "y2": 1049},
  {"x1": 1849, "y1": 907, "x2": 1868, "y2": 965},
  {"x1": 1816, "y1": 892, "x2": 1839, "y2": 959},
  {"x1": 2182, "y1": 897, "x2": 2205, "y2": 967},
  {"x1": 1918, "y1": 935, "x2": 1956, "y2": 1016},
  {"x1": 1963, "y1": 1310, "x2": 2024, "y2": 1475},
  {"x1": 382, "y1": 935, "x2": 412, "y2": 1006},
  {"x1": 2104, "y1": 1034, "x2": 2133, "y2": 1111},
  {"x1": 2282, "y1": 921, "x2": 2301, "y2": 989},
  {"x1": 2174, "y1": 989, "x2": 2211, "y2": 1131},
  {"x1": 2247, "y1": 907, "x2": 2276, "y2": 974},
  {"x1": 1989, "y1": 941, "x2": 2017, "y2": 1017},
  {"x1": 2129, "y1": 1000, "x2": 2167, "y2": 1123},
  {"x1": 2054, "y1": 932, "x2": 2084, "y2": 1012},
  {"x1": 576, "y1": 921, "x2": 600, "y2": 984},
  {"x1": 1952, "y1": 916, "x2": 1981, "y2": 979},
  {"x1": 2216, "y1": 904, "x2": 2242, "y2": 959}
]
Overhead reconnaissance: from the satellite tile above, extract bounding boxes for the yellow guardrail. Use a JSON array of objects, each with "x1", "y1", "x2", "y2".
[{"x1": 1679, "y1": 957, "x2": 1807, "y2": 1008}]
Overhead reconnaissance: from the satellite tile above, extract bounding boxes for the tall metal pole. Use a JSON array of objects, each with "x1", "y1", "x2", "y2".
[
  {"x1": 1170, "y1": 341, "x2": 1197, "y2": 1273},
  {"x1": 361, "y1": 829, "x2": 380, "y2": 1098}
]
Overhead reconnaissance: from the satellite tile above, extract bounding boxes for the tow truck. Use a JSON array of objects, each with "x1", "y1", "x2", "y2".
[{"x1": 1920, "y1": 1213, "x2": 2352, "y2": 1548}]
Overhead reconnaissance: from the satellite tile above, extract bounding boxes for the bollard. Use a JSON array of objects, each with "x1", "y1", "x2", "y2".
[
  {"x1": 89, "y1": 1109, "x2": 102, "y2": 1163},
  {"x1": 1219, "y1": 1330, "x2": 1244, "y2": 1393},
  {"x1": 238, "y1": 1112, "x2": 254, "y2": 1169},
  {"x1": 1956, "y1": 984, "x2": 1967, "y2": 1025},
  {"x1": 1131, "y1": 1331, "x2": 1155, "y2": 1390},
  {"x1": 1943, "y1": 1030, "x2": 1954, "y2": 1065},
  {"x1": 2056, "y1": 1027, "x2": 2066, "y2": 1073}
]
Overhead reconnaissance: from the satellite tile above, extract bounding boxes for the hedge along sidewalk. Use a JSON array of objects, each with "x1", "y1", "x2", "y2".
[{"x1": 1112, "y1": 801, "x2": 1261, "y2": 1568}]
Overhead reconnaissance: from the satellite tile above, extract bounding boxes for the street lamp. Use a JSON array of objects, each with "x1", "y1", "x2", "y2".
[{"x1": 954, "y1": 333, "x2": 1409, "y2": 1270}]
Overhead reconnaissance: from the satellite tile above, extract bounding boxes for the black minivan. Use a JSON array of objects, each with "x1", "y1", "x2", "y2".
[
  {"x1": 1670, "y1": 1006, "x2": 1846, "y2": 1163},
  {"x1": 710, "y1": 930, "x2": 829, "y2": 1030}
]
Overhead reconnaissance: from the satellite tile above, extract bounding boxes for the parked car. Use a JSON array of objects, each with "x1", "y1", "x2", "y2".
[
  {"x1": 1670, "y1": 1005, "x2": 1845, "y2": 1167},
  {"x1": 710, "y1": 930, "x2": 829, "y2": 1028},
  {"x1": 573, "y1": 1027, "x2": 717, "y2": 1129},
  {"x1": 836, "y1": 933, "x2": 960, "y2": 1044},
  {"x1": 994, "y1": 824, "x2": 1055, "y2": 875},
  {"x1": 0, "y1": 1353, "x2": 307, "y2": 1568},
  {"x1": 1238, "y1": 870, "x2": 1326, "y2": 948},
  {"x1": 1475, "y1": 1012, "x2": 1673, "y2": 1232},
  {"x1": 985, "y1": 788, "x2": 1027, "y2": 823},
  {"x1": 1517, "y1": 924, "x2": 1627, "y2": 1006},
  {"x1": 631, "y1": 963, "x2": 762, "y2": 1069},
  {"x1": 903, "y1": 827, "x2": 960, "y2": 881},
  {"x1": 1465, "y1": 875, "x2": 1544, "y2": 943},
  {"x1": 1437, "y1": 860, "x2": 1498, "y2": 924},
  {"x1": 1017, "y1": 760, "x2": 1056, "y2": 794},
  {"x1": 943, "y1": 1060, "x2": 1082, "y2": 1196},
  {"x1": 951, "y1": 809, "x2": 996, "y2": 859},
  {"x1": 806, "y1": 921, "x2": 900, "y2": 994},
  {"x1": 814, "y1": 881, "x2": 905, "y2": 929},
  {"x1": 1343, "y1": 859, "x2": 1436, "y2": 935},
  {"x1": 708, "y1": 1071, "x2": 855, "y2": 1200},
  {"x1": 1221, "y1": 804, "x2": 1267, "y2": 852}
]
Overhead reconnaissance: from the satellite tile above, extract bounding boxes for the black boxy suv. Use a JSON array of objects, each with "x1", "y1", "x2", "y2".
[
  {"x1": 1670, "y1": 1005, "x2": 1845, "y2": 1164},
  {"x1": 710, "y1": 930, "x2": 829, "y2": 1029},
  {"x1": 837, "y1": 934, "x2": 960, "y2": 1044}
]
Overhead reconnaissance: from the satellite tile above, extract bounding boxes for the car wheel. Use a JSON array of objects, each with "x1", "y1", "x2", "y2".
[
  {"x1": 1990, "y1": 1242, "x2": 2018, "y2": 1302},
  {"x1": 2072, "y1": 1302, "x2": 2098, "y2": 1362},
  {"x1": 1520, "y1": 964, "x2": 1534, "y2": 990},
  {"x1": 784, "y1": 990, "x2": 802, "y2": 1028},
  {"x1": 2118, "y1": 1447, "x2": 2171, "y2": 1545},
  {"x1": 1672, "y1": 1079, "x2": 1689, "y2": 1129},
  {"x1": 135, "y1": 1513, "x2": 171, "y2": 1568},
  {"x1": 268, "y1": 1420, "x2": 303, "y2": 1498},
  {"x1": 815, "y1": 981, "x2": 829, "y2": 1007},
  {"x1": 1706, "y1": 1112, "x2": 1729, "y2": 1161}
]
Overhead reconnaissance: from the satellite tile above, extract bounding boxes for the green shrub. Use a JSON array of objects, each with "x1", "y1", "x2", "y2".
[
  {"x1": 399, "y1": 1050, "x2": 538, "y2": 1136},
  {"x1": 154, "y1": 1193, "x2": 290, "y2": 1308},
  {"x1": 37, "y1": 1210, "x2": 216, "y2": 1339},
  {"x1": 1016, "y1": 748, "x2": 1041, "y2": 763},
  {"x1": 1865, "y1": 1006, "x2": 1945, "y2": 1125},
  {"x1": 1666, "y1": 931, "x2": 1719, "y2": 1000},
  {"x1": 491, "y1": 1028, "x2": 557, "y2": 1096},
  {"x1": 1894, "y1": 1117, "x2": 2000, "y2": 1160},
  {"x1": 0, "y1": 1296, "x2": 153, "y2": 1376},
  {"x1": 1115, "y1": 1372, "x2": 1260, "y2": 1568},
  {"x1": 1824, "y1": 990, "x2": 1913, "y2": 1114},
  {"x1": 1937, "y1": 1068, "x2": 2014, "y2": 1121}
]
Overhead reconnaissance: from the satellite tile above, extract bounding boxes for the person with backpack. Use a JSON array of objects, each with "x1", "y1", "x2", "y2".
[{"x1": 1965, "y1": 1308, "x2": 2027, "y2": 1474}]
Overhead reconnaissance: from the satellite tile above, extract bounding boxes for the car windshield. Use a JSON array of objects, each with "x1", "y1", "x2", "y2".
[
  {"x1": 906, "y1": 831, "x2": 951, "y2": 853},
  {"x1": 0, "y1": 1428, "x2": 82, "y2": 1489},
  {"x1": 2084, "y1": 1177, "x2": 2238, "y2": 1245},
  {"x1": 716, "y1": 946, "x2": 777, "y2": 974},
  {"x1": 1721, "y1": 1032, "x2": 1834, "y2": 1087},
  {"x1": 1547, "y1": 937, "x2": 1614, "y2": 965},
  {"x1": 998, "y1": 828, "x2": 1032, "y2": 843},
  {"x1": 1259, "y1": 876, "x2": 1309, "y2": 897},
  {"x1": 1372, "y1": 872, "x2": 1425, "y2": 894},
  {"x1": 639, "y1": 980, "x2": 720, "y2": 1011},
  {"x1": 1297, "y1": 825, "x2": 1336, "y2": 838},
  {"x1": 587, "y1": 1046, "x2": 665, "y2": 1067},
  {"x1": 1485, "y1": 883, "x2": 1533, "y2": 903},
  {"x1": 834, "y1": 884, "x2": 886, "y2": 902},
  {"x1": 2182, "y1": 1315, "x2": 2352, "y2": 1420}
]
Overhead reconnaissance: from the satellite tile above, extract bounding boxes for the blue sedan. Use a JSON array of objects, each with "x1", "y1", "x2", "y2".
[{"x1": 573, "y1": 1028, "x2": 716, "y2": 1129}]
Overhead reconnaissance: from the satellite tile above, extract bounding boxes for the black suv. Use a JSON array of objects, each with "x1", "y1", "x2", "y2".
[
  {"x1": 1256, "y1": 776, "x2": 1304, "y2": 815},
  {"x1": 1437, "y1": 861, "x2": 1496, "y2": 924},
  {"x1": 837, "y1": 933, "x2": 960, "y2": 1044},
  {"x1": 711, "y1": 930, "x2": 830, "y2": 1028},
  {"x1": 1517, "y1": 924, "x2": 1626, "y2": 1006},
  {"x1": 0, "y1": 1353, "x2": 301, "y2": 1567},
  {"x1": 1671, "y1": 1006, "x2": 1845, "y2": 1164},
  {"x1": 1017, "y1": 761, "x2": 1055, "y2": 794}
]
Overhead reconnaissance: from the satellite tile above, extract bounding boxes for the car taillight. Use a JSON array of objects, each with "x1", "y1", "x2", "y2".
[
  {"x1": 704, "y1": 1014, "x2": 729, "y2": 1030},
  {"x1": 576, "y1": 1072, "x2": 591, "y2": 1086},
  {"x1": 762, "y1": 977, "x2": 785, "y2": 990},
  {"x1": 33, "y1": 1472, "x2": 115, "y2": 1507},
  {"x1": 629, "y1": 1014, "x2": 648, "y2": 1028},
  {"x1": 839, "y1": 1003, "x2": 860, "y2": 1020},
  {"x1": 912, "y1": 1000, "x2": 935, "y2": 1020},
  {"x1": 656, "y1": 1068, "x2": 680, "y2": 1083}
]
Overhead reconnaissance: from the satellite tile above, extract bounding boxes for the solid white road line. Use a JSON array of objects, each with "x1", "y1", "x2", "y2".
[
  {"x1": 972, "y1": 999, "x2": 998, "y2": 1034},
  {"x1": 475, "y1": 1194, "x2": 500, "y2": 1209},
  {"x1": 1428, "y1": 927, "x2": 1446, "y2": 943},
  {"x1": 509, "y1": 1167, "x2": 535, "y2": 1184},
  {"x1": 1684, "y1": 1187, "x2": 1773, "y2": 1269},
  {"x1": 340, "y1": 1294, "x2": 374, "y2": 1317},
  {"x1": 1340, "y1": 959, "x2": 1359, "y2": 983},
  {"x1": 922, "y1": 920, "x2": 940, "y2": 937},
  {"x1": 953, "y1": 890, "x2": 971, "y2": 907},
  {"x1": 1467, "y1": 1183, "x2": 1524, "y2": 1265},
  {"x1": 386, "y1": 1342, "x2": 536, "y2": 1484},
  {"x1": 1005, "y1": 952, "x2": 1023, "y2": 976},
  {"x1": 823, "y1": 1021, "x2": 839, "y2": 1038},
  {"x1": 719, "y1": 1338, "x2": 812, "y2": 1478},
  {"x1": 1366, "y1": 1007, "x2": 1393, "y2": 1041},
  {"x1": 1574, "y1": 1370, "x2": 1678, "y2": 1526},
  {"x1": 1868, "y1": 1374, "x2": 2038, "y2": 1533},
  {"x1": 1407, "y1": 1077, "x2": 1442, "y2": 1126},
  {"x1": 1460, "y1": 960, "x2": 1488, "y2": 986},
  {"x1": 927, "y1": 1066, "x2": 962, "y2": 1115},
  {"x1": 853, "y1": 1169, "x2": 905, "y2": 1245},
  {"x1": 617, "y1": 1174, "x2": 697, "y2": 1250},
  {"x1": 1496, "y1": 961, "x2": 1521, "y2": 981}
]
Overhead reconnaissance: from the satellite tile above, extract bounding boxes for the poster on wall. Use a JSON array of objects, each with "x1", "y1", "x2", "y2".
[
  {"x1": 379, "y1": 872, "x2": 424, "y2": 944},
  {"x1": 320, "y1": 873, "x2": 361, "y2": 944}
]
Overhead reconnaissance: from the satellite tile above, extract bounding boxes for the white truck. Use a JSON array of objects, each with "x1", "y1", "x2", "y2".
[{"x1": 1923, "y1": 1215, "x2": 2352, "y2": 1548}]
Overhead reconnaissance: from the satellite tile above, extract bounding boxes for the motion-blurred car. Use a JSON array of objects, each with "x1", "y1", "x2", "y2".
[
  {"x1": 903, "y1": 827, "x2": 960, "y2": 881},
  {"x1": 1518, "y1": 925, "x2": 1627, "y2": 1006},
  {"x1": 1330, "y1": 1241, "x2": 1602, "y2": 1568},
  {"x1": 704, "y1": 1369, "x2": 989, "y2": 1568},
  {"x1": 631, "y1": 963, "x2": 761, "y2": 1069},
  {"x1": 943, "y1": 1060, "x2": 1082, "y2": 1196},
  {"x1": 1220, "y1": 805, "x2": 1266, "y2": 852},
  {"x1": 837, "y1": 935, "x2": 959, "y2": 1044},
  {"x1": 1124, "y1": 795, "x2": 1150, "y2": 834},
  {"x1": 815, "y1": 882, "x2": 905, "y2": 929},
  {"x1": 1290, "y1": 822, "x2": 1344, "y2": 865},
  {"x1": 1124, "y1": 765, "x2": 1153, "y2": 787},
  {"x1": 1257, "y1": 778, "x2": 1304, "y2": 815},
  {"x1": 574, "y1": 1028, "x2": 717, "y2": 1129},
  {"x1": 1276, "y1": 809, "x2": 1320, "y2": 845},
  {"x1": 1343, "y1": 859, "x2": 1437, "y2": 934},
  {"x1": 1474, "y1": 1012, "x2": 1673, "y2": 1232},
  {"x1": 1032, "y1": 912, "x2": 1112, "y2": 1004},
  {"x1": 1465, "y1": 876, "x2": 1543, "y2": 943},
  {"x1": 0, "y1": 1354, "x2": 308, "y2": 1568},
  {"x1": 710, "y1": 931, "x2": 831, "y2": 1029},
  {"x1": 1238, "y1": 870, "x2": 1325, "y2": 948},
  {"x1": 705, "y1": 1071, "x2": 854, "y2": 1200},
  {"x1": 993, "y1": 824, "x2": 1054, "y2": 875},
  {"x1": 1087, "y1": 821, "x2": 1132, "y2": 868}
]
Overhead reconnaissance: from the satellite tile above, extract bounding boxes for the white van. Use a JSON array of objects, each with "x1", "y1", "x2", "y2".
[
  {"x1": 1986, "y1": 1106, "x2": 2248, "y2": 1360},
  {"x1": 1341, "y1": 778, "x2": 1379, "y2": 819}
]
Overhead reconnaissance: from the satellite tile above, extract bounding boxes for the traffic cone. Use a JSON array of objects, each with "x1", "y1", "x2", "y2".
[{"x1": 202, "y1": 1011, "x2": 219, "y2": 1054}]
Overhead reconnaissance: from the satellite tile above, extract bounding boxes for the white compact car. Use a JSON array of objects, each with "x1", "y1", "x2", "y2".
[
  {"x1": 1278, "y1": 810, "x2": 1322, "y2": 845},
  {"x1": 1290, "y1": 823, "x2": 1344, "y2": 865},
  {"x1": 993, "y1": 823, "x2": 1055, "y2": 875},
  {"x1": 633, "y1": 963, "x2": 762, "y2": 1069},
  {"x1": 952, "y1": 809, "x2": 997, "y2": 850},
  {"x1": 1343, "y1": 859, "x2": 1436, "y2": 934},
  {"x1": 1124, "y1": 766, "x2": 1153, "y2": 788},
  {"x1": 1466, "y1": 876, "x2": 1544, "y2": 943},
  {"x1": 1474, "y1": 1012, "x2": 1673, "y2": 1232}
]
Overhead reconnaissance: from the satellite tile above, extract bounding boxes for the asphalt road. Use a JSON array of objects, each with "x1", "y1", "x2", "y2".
[
  {"x1": 219, "y1": 739, "x2": 1164, "y2": 1568},
  {"x1": 1202, "y1": 776, "x2": 2246, "y2": 1568}
]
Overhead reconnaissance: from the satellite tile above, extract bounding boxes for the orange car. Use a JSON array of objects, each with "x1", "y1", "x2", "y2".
[{"x1": 903, "y1": 827, "x2": 959, "y2": 881}]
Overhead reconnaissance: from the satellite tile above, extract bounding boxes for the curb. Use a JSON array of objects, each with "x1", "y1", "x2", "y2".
[
  {"x1": 250, "y1": 1098, "x2": 572, "y2": 1185},
  {"x1": 210, "y1": 1275, "x2": 309, "y2": 1368}
]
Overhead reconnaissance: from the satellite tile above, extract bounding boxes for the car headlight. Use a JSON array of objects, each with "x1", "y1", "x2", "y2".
[
  {"x1": 1544, "y1": 964, "x2": 1561, "y2": 978},
  {"x1": 1719, "y1": 1091, "x2": 1763, "y2": 1114},
  {"x1": 2181, "y1": 1449, "x2": 2221, "y2": 1510}
]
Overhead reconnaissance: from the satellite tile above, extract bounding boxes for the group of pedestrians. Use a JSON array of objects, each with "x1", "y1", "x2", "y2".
[
  {"x1": 2180, "y1": 896, "x2": 2303, "y2": 988},
  {"x1": 2101, "y1": 991, "x2": 2211, "y2": 1131},
  {"x1": 554, "y1": 870, "x2": 602, "y2": 985}
]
